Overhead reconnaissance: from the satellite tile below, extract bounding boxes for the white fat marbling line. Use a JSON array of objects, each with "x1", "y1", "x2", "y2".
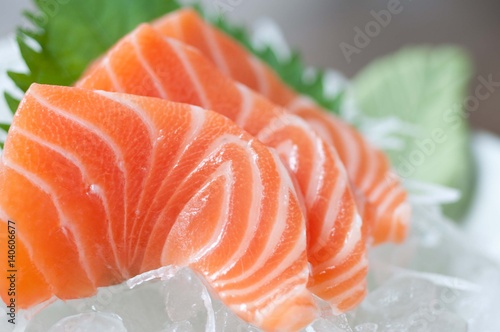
[
  {"x1": 167, "y1": 38, "x2": 211, "y2": 109},
  {"x1": 202, "y1": 19, "x2": 231, "y2": 77},
  {"x1": 2, "y1": 158, "x2": 96, "y2": 286},
  {"x1": 131, "y1": 105, "x2": 206, "y2": 263},
  {"x1": 104, "y1": 56, "x2": 125, "y2": 92},
  {"x1": 95, "y1": 91, "x2": 158, "y2": 255},
  {"x1": 249, "y1": 55, "x2": 270, "y2": 97},
  {"x1": 310, "y1": 173, "x2": 348, "y2": 254},
  {"x1": 234, "y1": 84, "x2": 256, "y2": 128},
  {"x1": 309, "y1": 254, "x2": 367, "y2": 292},
  {"x1": 209, "y1": 146, "x2": 264, "y2": 280},
  {"x1": 30, "y1": 90, "x2": 131, "y2": 268},
  {"x1": 312, "y1": 213, "x2": 363, "y2": 274},
  {"x1": 186, "y1": 134, "x2": 264, "y2": 281},
  {"x1": 181, "y1": 161, "x2": 234, "y2": 263},
  {"x1": 219, "y1": 182, "x2": 306, "y2": 298},
  {"x1": 132, "y1": 32, "x2": 170, "y2": 100}
]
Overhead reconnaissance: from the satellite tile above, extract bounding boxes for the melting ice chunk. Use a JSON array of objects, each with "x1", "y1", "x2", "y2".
[{"x1": 20, "y1": 267, "x2": 257, "y2": 332}]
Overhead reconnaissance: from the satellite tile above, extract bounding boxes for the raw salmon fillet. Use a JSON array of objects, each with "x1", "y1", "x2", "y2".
[
  {"x1": 0, "y1": 84, "x2": 318, "y2": 331},
  {"x1": 77, "y1": 24, "x2": 368, "y2": 311},
  {"x1": 154, "y1": 9, "x2": 411, "y2": 244}
]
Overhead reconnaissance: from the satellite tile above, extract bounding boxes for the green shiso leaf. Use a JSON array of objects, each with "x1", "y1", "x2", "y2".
[
  {"x1": 4, "y1": 0, "x2": 183, "y2": 117},
  {"x1": 4, "y1": 0, "x2": 341, "y2": 128},
  {"x1": 352, "y1": 46, "x2": 476, "y2": 220}
]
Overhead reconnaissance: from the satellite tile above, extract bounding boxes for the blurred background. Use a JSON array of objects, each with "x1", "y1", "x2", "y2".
[{"x1": 5, "y1": 0, "x2": 498, "y2": 133}]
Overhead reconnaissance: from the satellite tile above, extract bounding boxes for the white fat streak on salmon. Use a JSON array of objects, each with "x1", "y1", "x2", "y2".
[
  {"x1": 248, "y1": 264, "x2": 310, "y2": 311},
  {"x1": 286, "y1": 96, "x2": 314, "y2": 115},
  {"x1": 11, "y1": 127, "x2": 123, "y2": 275},
  {"x1": 93, "y1": 92, "x2": 158, "y2": 145},
  {"x1": 330, "y1": 117, "x2": 361, "y2": 179},
  {"x1": 2, "y1": 158, "x2": 96, "y2": 288},
  {"x1": 179, "y1": 161, "x2": 234, "y2": 263},
  {"x1": 311, "y1": 213, "x2": 363, "y2": 274},
  {"x1": 94, "y1": 91, "x2": 158, "y2": 258},
  {"x1": 133, "y1": 106, "x2": 207, "y2": 265},
  {"x1": 377, "y1": 189, "x2": 407, "y2": 241},
  {"x1": 200, "y1": 18, "x2": 231, "y2": 77},
  {"x1": 30, "y1": 90, "x2": 129, "y2": 276},
  {"x1": 160, "y1": 134, "x2": 257, "y2": 270},
  {"x1": 309, "y1": 172, "x2": 347, "y2": 254},
  {"x1": 169, "y1": 12, "x2": 185, "y2": 41},
  {"x1": 376, "y1": 187, "x2": 404, "y2": 224},
  {"x1": 368, "y1": 170, "x2": 399, "y2": 206},
  {"x1": 234, "y1": 84, "x2": 255, "y2": 128},
  {"x1": 257, "y1": 115, "x2": 343, "y2": 227},
  {"x1": 256, "y1": 114, "x2": 307, "y2": 174},
  {"x1": 248, "y1": 267, "x2": 311, "y2": 323},
  {"x1": 213, "y1": 150, "x2": 298, "y2": 288},
  {"x1": 202, "y1": 138, "x2": 264, "y2": 280},
  {"x1": 103, "y1": 56, "x2": 126, "y2": 92},
  {"x1": 304, "y1": 118, "x2": 335, "y2": 147},
  {"x1": 258, "y1": 137, "x2": 309, "y2": 218},
  {"x1": 218, "y1": 160, "x2": 307, "y2": 299},
  {"x1": 249, "y1": 56, "x2": 270, "y2": 97},
  {"x1": 257, "y1": 114, "x2": 327, "y2": 207},
  {"x1": 393, "y1": 202, "x2": 411, "y2": 240},
  {"x1": 287, "y1": 96, "x2": 361, "y2": 176},
  {"x1": 329, "y1": 282, "x2": 367, "y2": 315},
  {"x1": 270, "y1": 139, "x2": 300, "y2": 173},
  {"x1": 308, "y1": 254, "x2": 368, "y2": 292},
  {"x1": 357, "y1": 135, "x2": 377, "y2": 194},
  {"x1": 167, "y1": 39, "x2": 211, "y2": 109},
  {"x1": 132, "y1": 32, "x2": 170, "y2": 100},
  {"x1": 0, "y1": 206, "x2": 9, "y2": 222},
  {"x1": 304, "y1": 136, "x2": 328, "y2": 206}
]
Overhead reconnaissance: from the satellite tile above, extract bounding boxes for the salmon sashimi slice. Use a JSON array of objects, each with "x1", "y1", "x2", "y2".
[
  {"x1": 153, "y1": 8, "x2": 411, "y2": 245},
  {"x1": 77, "y1": 24, "x2": 368, "y2": 311},
  {"x1": 0, "y1": 84, "x2": 318, "y2": 331}
]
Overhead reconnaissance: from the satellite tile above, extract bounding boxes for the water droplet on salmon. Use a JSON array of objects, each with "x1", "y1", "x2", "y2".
[{"x1": 87, "y1": 184, "x2": 101, "y2": 196}]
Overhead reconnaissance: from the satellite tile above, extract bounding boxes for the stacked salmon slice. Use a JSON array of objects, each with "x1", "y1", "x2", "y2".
[
  {"x1": 154, "y1": 9, "x2": 410, "y2": 244},
  {"x1": 0, "y1": 8, "x2": 410, "y2": 332}
]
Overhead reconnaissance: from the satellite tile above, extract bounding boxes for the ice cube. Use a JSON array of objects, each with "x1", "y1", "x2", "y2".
[
  {"x1": 164, "y1": 268, "x2": 210, "y2": 323},
  {"x1": 359, "y1": 276, "x2": 437, "y2": 321}
]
